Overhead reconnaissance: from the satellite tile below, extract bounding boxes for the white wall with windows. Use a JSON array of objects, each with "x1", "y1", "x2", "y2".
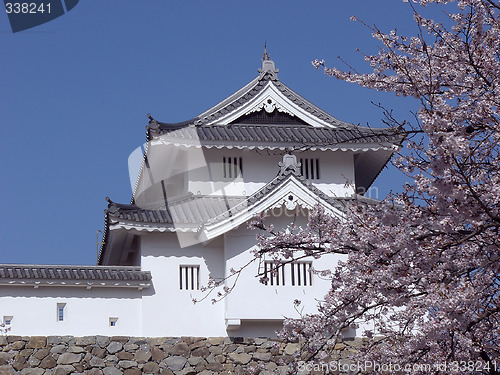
[
  {"x1": 187, "y1": 149, "x2": 356, "y2": 199},
  {"x1": 140, "y1": 232, "x2": 228, "y2": 337},
  {"x1": 223, "y1": 212, "x2": 343, "y2": 332},
  {"x1": 0, "y1": 286, "x2": 142, "y2": 336}
]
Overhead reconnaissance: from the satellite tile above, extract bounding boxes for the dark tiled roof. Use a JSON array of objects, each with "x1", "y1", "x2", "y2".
[
  {"x1": 106, "y1": 195, "x2": 247, "y2": 225},
  {"x1": 106, "y1": 166, "x2": 354, "y2": 228},
  {"x1": 0, "y1": 265, "x2": 151, "y2": 282},
  {"x1": 148, "y1": 122, "x2": 400, "y2": 150},
  {"x1": 146, "y1": 67, "x2": 403, "y2": 148}
]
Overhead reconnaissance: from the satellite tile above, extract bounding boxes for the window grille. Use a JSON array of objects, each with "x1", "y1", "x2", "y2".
[
  {"x1": 299, "y1": 158, "x2": 320, "y2": 180},
  {"x1": 179, "y1": 265, "x2": 200, "y2": 290},
  {"x1": 264, "y1": 261, "x2": 286, "y2": 286},
  {"x1": 263, "y1": 261, "x2": 312, "y2": 287},
  {"x1": 223, "y1": 157, "x2": 243, "y2": 179},
  {"x1": 290, "y1": 262, "x2": 312, "y2": 286}
]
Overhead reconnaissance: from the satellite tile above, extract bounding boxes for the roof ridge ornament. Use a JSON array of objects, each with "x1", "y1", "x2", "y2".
[
  {"x1": 258, "y1": 42, "x2": 279, "y2": 77},
  {"x1": 262, "y1": 41, "x2": 270, "y2": 61}
]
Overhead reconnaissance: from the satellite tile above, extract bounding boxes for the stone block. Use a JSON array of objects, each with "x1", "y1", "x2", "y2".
[
  {"x1": 169, "y1": 342, "x2": 190, "y2": 357},
  {"x1": 253, "y1": 352, "x2": 272, "y2": 361},
  {"x1": 0, "y1": 365, "x2": 16, "y2": 375},
  {"x1": 12, "y1": 354, "x2": 28, "y2": 371},
  {"x1": 20, "y1": 368, "x2": 45, "y2": 375},
  {"x1": 208, "y1": 346, "x2": 222, "y2": 355},
  {"x1": 46, "y1": 337, "x2": 63, "y2": 346},
  {"x1": 207, "y1": 337, "x2": 224, "y2": 346},
  {"x1": 75, "y1": 336, "x2": 96, "y2": 346},
  {"x1": 110, "y1": 337, "x2": 129, "y2": 343},
  {"x1": 135, "y1": 349, "x2": 152, "y2": 362},
  {"x1": 96, "y1": 336, "x2": 110, "y2": 348},
  {"x1": 33, "y1": 348, "x2": 50, "y2": 360},
  {"x1": 191, "y1": 347, "x2": 209, "y2": 358},
  {"x1": 143, "y1": 361, "x2": 160, "y2": 373},
  {"x1": 56, "y1": 353, "x2": 82, "y2": 365},
  {"x1": 164, "y1": 356, "x2": 186, "y2": 371},
  {"x1": 89, "y1": 357, "x2": 105, "y2": 368},
  {"x1": 228, "y1": 352, "x2": 252, "y2": 365},
  {"x1": 102, "y1": 367, "x2": 123, "y2": 375},
  {"x1": 92, "y1": 347, "x2": 107, "y2": 358},
  {"x1": 206, "y1": 362, "x2": 224, "y2": 371},
  {"x1": 9, "y1": 340, "x2": 25, "y2": 350},
  {"x1": 53, "y1": 365, "x2": 75, "y2": 375},
  {"x1": 50, "y1": 345, "x2": 67, "y2": 354},
  {"x1": 27, "y1": 337, "x2": 46, "y2": 349},
  {"x1": 40, "y1": 355, "x2": 57, "y2": 369},
  {"x1": 117, "y1": 360, "x2": 137, "y2": 369},
  {"x1": 187, "y1": 356, "x2": 204, "y2": 366},
  {"x1": 147, "y1": 337, "x2": 165, "y2": 346},
  {"x1": 123, "y1": 344, "x2": 138, "y2": 352},
  {"x1": 68, "y1": 346, "x2": 86, "y2": 354},
  {"x1": 0, "y1": 353, "x2": 14, "y2": 366},
  {"x1": 116, "y1": 351, "x2": 134, "y2": 360},
  {"x1": 106, "y1": 342, "x2": 123, "y2": 354}
]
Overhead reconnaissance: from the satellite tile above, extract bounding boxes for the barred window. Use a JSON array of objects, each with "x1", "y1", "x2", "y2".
[
  {"x1": 263, "y1": 261, "x2": 312, "y2": 287},
  {"x1": 290, "y1": 262, "x2": 312, "y2": 286},
  {"x1": 223, "y1": 157, "x2": 243, "y2": 179},
  {"x1": 299, "y1": 158, "x2": 320, "y2": 180},
  {"x1": 179, "y1": 265, "x2": 200, "y2": 290},
  {"x1": 263, "y1": 261, "x2": 286, "y2": 286}
]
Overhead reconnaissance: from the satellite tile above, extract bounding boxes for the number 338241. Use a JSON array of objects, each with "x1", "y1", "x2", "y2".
[{"x1": 5, "y1": 3, "x2": 51, "y2": 14}]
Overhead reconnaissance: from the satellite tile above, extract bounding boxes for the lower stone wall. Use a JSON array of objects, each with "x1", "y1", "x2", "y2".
[{"x1": 0, "y1": 336, "x2": 361, "y2": 375}]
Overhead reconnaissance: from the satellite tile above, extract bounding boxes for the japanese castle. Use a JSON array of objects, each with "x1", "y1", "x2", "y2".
[{"x1": 0, "y1": 53, "x2": 400, "y2": 337}]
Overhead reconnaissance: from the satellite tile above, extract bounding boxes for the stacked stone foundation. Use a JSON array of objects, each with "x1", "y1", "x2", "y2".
[{"x1": 0, "y1": 335, "x2": 362, "y2": 375}]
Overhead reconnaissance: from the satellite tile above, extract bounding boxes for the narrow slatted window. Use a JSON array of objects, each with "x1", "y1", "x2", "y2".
[
  {"x1": 290, "y1": 262, "x2": 312, "y2": 286},
  {"x1": 179, "y1": 265, "x2": 200, "y2": 290},
  {"x1": 299, "y1": 158, "x2": 320, "y2": 180},
  {"x1": 223, "y1": 157, "x2": 243, "y2": 179},
  {"x1": 264, "y1": 261, "x2": 285, "y2": 286},
  {"x1": 265, "y1": 262, "x2": 312, "y2": 287}
]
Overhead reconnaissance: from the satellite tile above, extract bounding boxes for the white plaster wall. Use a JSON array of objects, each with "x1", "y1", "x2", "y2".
[
  {"x1": 0, "y1": 286, "x2": 142, "y2": 336},
  {"x1": 188, "y1": 149, "x2": 355, "y2": 198},
  {"x1": 223, "y1": 213, "x2": 344, "y2": 332},
  {"x1": 140, "y1": 232, "x2": 227, "y2": 337}
]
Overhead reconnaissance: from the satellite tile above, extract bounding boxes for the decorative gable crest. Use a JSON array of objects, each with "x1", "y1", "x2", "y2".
[
  {"x1": 245, "y1": 96, "x2": 295, "y2": 116},
  {"x1": 278, "y1": 154, "x2": 301, "y2": 175}
]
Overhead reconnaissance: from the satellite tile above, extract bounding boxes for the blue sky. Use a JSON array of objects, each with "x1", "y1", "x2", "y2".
[{"x1": 1, "y1": 1, "x2": 423, "y2": 265}]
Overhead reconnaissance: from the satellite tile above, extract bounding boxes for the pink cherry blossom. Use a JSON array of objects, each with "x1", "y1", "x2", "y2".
[{"x1": 255, "y1": 0, "x2": 500, "y2": 373}]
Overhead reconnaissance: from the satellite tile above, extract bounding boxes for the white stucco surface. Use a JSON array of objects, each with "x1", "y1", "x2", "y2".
[{"x1": 0, "y1": 286, "x2": 142, "y2": 336}]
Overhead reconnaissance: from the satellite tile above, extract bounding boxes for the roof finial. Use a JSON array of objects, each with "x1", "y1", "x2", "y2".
[
  {"x1": 262, "y1": 41, "x2": 270, "y2": 61},
  {"x1": 258, "y1": 42, "x2": 278, "y2": 76}
]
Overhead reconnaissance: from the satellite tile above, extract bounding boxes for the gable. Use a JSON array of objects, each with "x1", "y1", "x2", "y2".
[{"x1": 206, "y1": 81, "x2": 335, "y2": 128}]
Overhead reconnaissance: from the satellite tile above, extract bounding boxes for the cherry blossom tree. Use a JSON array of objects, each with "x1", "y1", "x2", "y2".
[{"x1": 253, "y1": 0, "x2": 500, "y2": 373}]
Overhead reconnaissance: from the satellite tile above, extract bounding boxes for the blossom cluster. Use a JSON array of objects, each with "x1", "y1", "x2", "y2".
[{"x1": 258, "y1": 0, "x2": 500, "y2": 373}]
